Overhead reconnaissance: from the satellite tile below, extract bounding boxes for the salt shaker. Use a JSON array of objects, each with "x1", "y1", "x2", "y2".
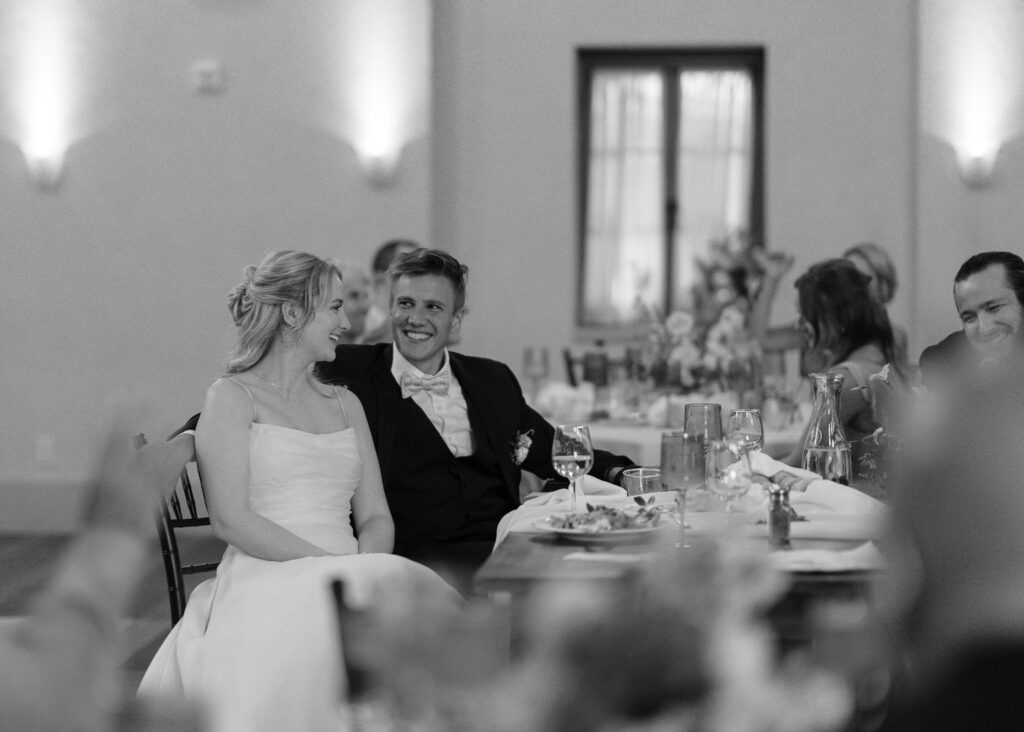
[{"x1": 768, "y1": 484, "x2": 791, "y2": 548}]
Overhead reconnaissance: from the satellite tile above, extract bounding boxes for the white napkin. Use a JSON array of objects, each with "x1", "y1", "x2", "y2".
[
  {"x1": 769, "y1": 541, "x2": 885, "y2": 573},
  {"x1": 493, "y1": 476, "x2": 628, "y2": 547},
  {"x1": 521, "y1": 475, "x2": 625, "y2": 507},
  {"x1": 533, "y1": 381, "x2": 595, "y2": 422},
  {"x1": 745, "y1": 451, "x2": 885, "y2": 517},
  {"x1": 563, "y1": 552, "x2": 656, "y2": 563}
]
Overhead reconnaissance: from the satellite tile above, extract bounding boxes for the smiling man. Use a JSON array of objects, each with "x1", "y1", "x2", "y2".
[
  {"x1": 919, "y1": 251, "x2": 1024, "y2": 386},
  {"x1": 316, "y1": 248, "x2": 634, "y2": 591}
]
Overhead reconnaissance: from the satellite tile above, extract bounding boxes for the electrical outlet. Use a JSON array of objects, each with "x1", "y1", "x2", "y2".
[{"x1": 192, "y1": 58, "x2": 225, "y2": 95}]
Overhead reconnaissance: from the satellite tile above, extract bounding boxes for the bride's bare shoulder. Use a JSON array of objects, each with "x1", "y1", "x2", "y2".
[{"x1": 203, "y1": 376, "x2": 257, "y2": 420}]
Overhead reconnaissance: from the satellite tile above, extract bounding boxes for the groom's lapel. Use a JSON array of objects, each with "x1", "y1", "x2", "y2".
[
  {"x1": 371, "y1": 345, "x2": 400, "y2": 483},
  {"x1": 451, "y1": 354, "x2": 517, "y2": 496}
]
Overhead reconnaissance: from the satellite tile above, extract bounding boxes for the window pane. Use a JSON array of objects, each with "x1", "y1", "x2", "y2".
[
  {"x1": 582, "y1": 70, "x2": 664, "y2": 326},
  {"x1": 674, "y1": 70, "x2": 753, "y2": 309}
]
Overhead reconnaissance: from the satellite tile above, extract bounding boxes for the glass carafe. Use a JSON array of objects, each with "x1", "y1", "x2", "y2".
[{"x1": 800, "y1": 372, "x2": 852, "y2": 485}]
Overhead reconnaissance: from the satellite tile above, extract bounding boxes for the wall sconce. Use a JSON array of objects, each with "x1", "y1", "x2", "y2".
[
  {"x1": 22, "y1": 147, "x2": 66, "y2": 190},
  {"x1": 356, "y1": 148, "x2": 401, "y2": 188},
  {"x1": 12, "y1": 2, "x2": 77, "y2": 192},
  {"x1": 955, "y1": 145, "x2": 998, "y2": 189},
  {"x1": 338, "y1": 0, "x2": 429, "y2": 190},
  {"x1": 920, "y1": 0, "x2": 1024, "y2": 192}
]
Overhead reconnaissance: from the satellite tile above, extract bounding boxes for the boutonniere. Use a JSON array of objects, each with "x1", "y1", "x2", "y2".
[{"x1": 510, "y1": 429, "x2": 534, "y2": 466}]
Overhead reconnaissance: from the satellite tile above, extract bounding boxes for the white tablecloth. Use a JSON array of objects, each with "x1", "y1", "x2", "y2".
[{"x1": 495, "y1": 453, "x2": 887, "y2": 553}]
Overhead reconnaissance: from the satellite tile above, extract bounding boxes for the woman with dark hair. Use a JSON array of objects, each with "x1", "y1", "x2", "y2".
[
  {"x1": 750, "y1": 242, "x2": 906, "y2": 362},
  {"x1": 843, "y1": 242, "x2": 908, "y2": 355},
  {"x1": 782, "y1": 258, "x2": 907, "y2": 488}
]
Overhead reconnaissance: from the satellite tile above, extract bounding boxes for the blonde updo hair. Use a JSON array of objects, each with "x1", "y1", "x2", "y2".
[{"x1": 225, "y1": 250, "x2": 342, "y2": 374}]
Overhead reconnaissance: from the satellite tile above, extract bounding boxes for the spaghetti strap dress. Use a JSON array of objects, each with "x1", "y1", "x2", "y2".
[{"x1": 138, "y1": 383, "x2": 457, "y2": 732}]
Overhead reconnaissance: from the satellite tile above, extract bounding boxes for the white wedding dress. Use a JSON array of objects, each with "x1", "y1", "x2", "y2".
[{"x1": 138, "y1": 422, "x2": 456, "y2": 732}]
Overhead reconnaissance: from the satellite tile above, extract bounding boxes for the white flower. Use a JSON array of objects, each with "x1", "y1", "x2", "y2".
[
  {"x1": 668, "y1": 341, "x2": 700, "y2": 366},
  {"x1": 510, "y1": 429, "x2": 533, "y2": 466},
  {"x1": 665, "y1": 310, "x2": 695, "y2": 338}
]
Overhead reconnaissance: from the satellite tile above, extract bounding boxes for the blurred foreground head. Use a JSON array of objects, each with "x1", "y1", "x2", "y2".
[{"x1": 890, "y1": 369, "x2": 1024, "y2": 664}]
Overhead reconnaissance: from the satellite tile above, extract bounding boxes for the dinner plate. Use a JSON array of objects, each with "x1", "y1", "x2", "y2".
[{"x1": 532, "y1": 516, "x2": 664, "y2": 544}]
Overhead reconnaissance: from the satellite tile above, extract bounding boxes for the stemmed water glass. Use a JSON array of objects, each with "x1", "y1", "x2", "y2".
[
  {"x1": 705, "y1": 438, "x2": 756, "y2": 527},
  {"x1": 726, "y1": 408, "x2": 764, "y2": 453},
  {"x1": 552, "y1": 424, "x2": 594, "y2": 514}
]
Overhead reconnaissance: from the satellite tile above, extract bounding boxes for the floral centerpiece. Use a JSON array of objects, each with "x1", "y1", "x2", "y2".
[{"x1": 638, "y1": 300, "x2": 761, "y2": 399}]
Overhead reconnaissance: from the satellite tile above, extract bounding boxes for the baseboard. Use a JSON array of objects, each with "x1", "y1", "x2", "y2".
[{"x1": 0, "y1": 480, "x2": 89, "y2": 534}]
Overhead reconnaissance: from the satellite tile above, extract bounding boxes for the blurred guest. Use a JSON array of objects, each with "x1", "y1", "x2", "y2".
[
  {"x1": 501, "y1": 546, "x2": 851, "y2": 731},
  {"x1": 843, "y1": 242, "x2": 907, "y2": 356},
  {"x1": 332, "y1": 259, "x2": 372, "y2": 344},
  {"x1": 0, "y1": 415, "x2": 197, "y2": 732},
  {"x1": 316, "y1": 248, "x2": 635, "y2": 590},
  {"x1": 781, "y1": 259, "x2": 908, "y2": 491},
  {"x1": 362, "y1": 238, "x2": 419, "y2": 344},
  {"x1": 919, "y1": 251, "x2": 1024, "y2": 388},
  {"x1": 750, "y1": 242, "x2": 906, "y2": 360},
  {"x1": 695, "y1": 263, "x2": 751, "y2": 328},
  {"x1": 879, "y1": 371, "x2": 1024, "y2": 730}
]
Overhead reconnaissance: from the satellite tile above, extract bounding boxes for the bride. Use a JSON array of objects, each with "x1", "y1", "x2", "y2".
[{"x1": 138, "y1": 250, "x2": 458, "y2": 732}]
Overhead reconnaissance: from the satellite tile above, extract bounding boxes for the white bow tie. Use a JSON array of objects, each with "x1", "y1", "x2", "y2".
[{"x1": 400, "y1": 371, "x2": 451, "y2": 399}]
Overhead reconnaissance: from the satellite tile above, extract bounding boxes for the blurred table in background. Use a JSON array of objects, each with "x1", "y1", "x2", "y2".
[{"x1": 588, "y1": 420, "x2": 804, "y2": 464}]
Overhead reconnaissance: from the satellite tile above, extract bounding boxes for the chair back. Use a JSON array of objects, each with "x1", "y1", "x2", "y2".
[
  {"x1": 156, "y1": 413, "x2": 220, "y2": 626},
  {"x1": 562, "y1": 348, "x2": 581, "y2": 387}
]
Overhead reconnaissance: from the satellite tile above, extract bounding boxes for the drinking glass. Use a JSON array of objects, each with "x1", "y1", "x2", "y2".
[
  {"x1": 726, "y1": 408, "x2": 764, "y2": 452},
  {"x1": 683, "y1": 403, "x2": 723, "y2": 448},
  {"x1": 522, "y1": 346, "x2": 550, "y2": 400},
  {"x1": 622, "y1": 467, "x2": 662, "y2": 497},
  {"x1": 706, "y1": 438, "x2": 756, "y2": 522},
  {"x1": 551, "y1": 424, "x2": 594, "y2": 513},
  {"x1": 660, "y1": 430, "x2": 702, "y2": 538},
  {"x1": 682, "y1": 403, "x2": 723, "y2": 487}
]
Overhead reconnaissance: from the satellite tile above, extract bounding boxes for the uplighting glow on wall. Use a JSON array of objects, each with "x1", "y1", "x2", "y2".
[
  {"x1": 12, "y1": 1, "x2": 79, "y2": 190},
  {"x1": 338, "y1": 0, "x2": 430, "y2": 187},
  {"x1": 921, "y1": 0, "x2": 1024, "y2": 189}
]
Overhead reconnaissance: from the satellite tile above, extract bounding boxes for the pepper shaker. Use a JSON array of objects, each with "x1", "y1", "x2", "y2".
[{"x1": 768, "y1": 484, "x2": 791, "y2": 548}]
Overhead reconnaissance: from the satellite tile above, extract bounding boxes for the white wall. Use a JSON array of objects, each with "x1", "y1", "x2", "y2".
[
  {"x1": 0, "y1": 0, "x2": 431, "y2": 529},
  {"x1": 6, "y1": 0, "x2": 1023, "y2": 531},
  {"x1": 433, "y1": 0, "x2": 916, "y2": 374}
]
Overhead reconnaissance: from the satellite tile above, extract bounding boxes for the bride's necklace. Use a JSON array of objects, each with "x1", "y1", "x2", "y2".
[{"x1": 251, "y1": 371, "x2": 307, "y2": 397}]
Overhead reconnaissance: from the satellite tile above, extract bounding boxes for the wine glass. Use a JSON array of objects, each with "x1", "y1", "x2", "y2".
[
  {"x1": 726, "y1": 408, "x2": 764, "y2": 452},
  {"x1": 705, "y1": 438, "x2": 755, "y2": 524},
  {"x1": 552, "y1": 424, "x2": 594, "y2": 514}
]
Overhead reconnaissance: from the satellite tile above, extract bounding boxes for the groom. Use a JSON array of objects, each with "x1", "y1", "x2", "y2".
[{"x1": 316, "y1": 248, "x2": 634, "y2": 586}]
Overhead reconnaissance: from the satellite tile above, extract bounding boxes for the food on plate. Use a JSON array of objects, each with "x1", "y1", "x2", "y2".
[{"x1": 549, "y1": 504, "x2": 661, "y2": 533}]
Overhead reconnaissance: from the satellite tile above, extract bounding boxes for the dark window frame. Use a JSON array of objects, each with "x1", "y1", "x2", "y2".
[{"x1": 575, "y1": 47, "x2": 766, "y2": 336}]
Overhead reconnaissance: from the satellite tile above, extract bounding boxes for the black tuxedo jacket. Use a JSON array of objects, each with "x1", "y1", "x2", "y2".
[
  {"x1": 918, "y1": 330, "x2": 973, "y2": 388},
  {"x1": 316, "y1": 344, "x2": 634, "y2": 509}
]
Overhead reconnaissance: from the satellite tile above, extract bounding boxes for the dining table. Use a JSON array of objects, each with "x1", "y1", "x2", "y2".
[{"x1": 476, "y1": 452, "x2": 887, "y2": 656}]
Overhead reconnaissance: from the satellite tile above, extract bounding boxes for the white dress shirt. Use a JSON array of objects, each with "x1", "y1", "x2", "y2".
[{"x1": 391, "y1": 349, "x2": 476, "y2": 457}]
